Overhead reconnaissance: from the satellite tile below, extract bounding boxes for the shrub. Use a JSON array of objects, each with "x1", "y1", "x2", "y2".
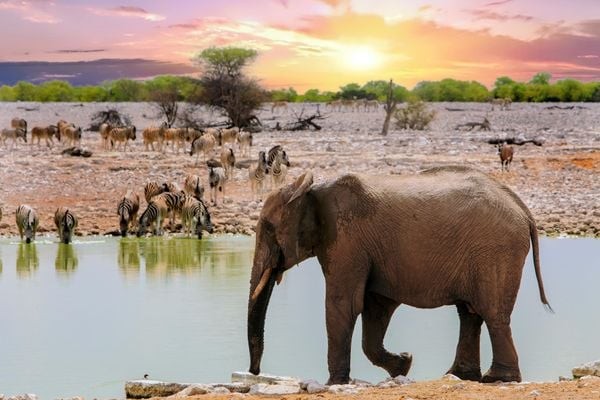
[{"x1": 394, "y1": 100, "x2": 436, "y2": 130}]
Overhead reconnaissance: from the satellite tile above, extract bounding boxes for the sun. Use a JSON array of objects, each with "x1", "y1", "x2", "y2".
[{"x1": 341, "y1": 46, "x2": 383, "y2": 70}]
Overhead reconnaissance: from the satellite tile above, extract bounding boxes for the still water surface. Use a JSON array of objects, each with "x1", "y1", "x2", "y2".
[{"x1": 0, "y1": 236, "x2": 598, "y2": 398}]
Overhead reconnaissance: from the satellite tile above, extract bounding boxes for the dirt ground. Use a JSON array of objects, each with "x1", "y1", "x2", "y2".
[
  {"x1": 0, "y1": 101, "x2": 598, "y2": 239},
  {"x1": 153, "y1": 378, "x2": 600, "y2": 400}
]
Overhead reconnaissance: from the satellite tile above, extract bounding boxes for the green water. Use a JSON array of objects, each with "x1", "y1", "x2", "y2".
[{"x1": 0, "y1": 236, "x2": 598, "y2": 399}]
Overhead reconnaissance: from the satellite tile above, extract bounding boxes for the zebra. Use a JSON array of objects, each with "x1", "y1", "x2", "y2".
[
  {"x1": 190, "y1": 133, "x2": 216, "y2": 165},
  {"x1": 117, "y1": 190, "x2": 140, "y2": 237},
  {"x1": 267, "y1": 145, "x2": 290, "y2": 167},
  {"x1": 220, "y1": 127, "x2": 239, "y2": 150},
  {"x1": 11, "y1": 117, "x2": 27, "y2": 133},
  {"x1": 154, "y1": 191, "x2": 187, "y2": 228},
  {"x1": 142, "y1": 122, "x2": 167, "y2": 152},
  {"x1": 144, "y1": 181, "x2": 170, "y2": 203},
  {"x1": 184, "y1": 174, "x2": 204, "y2": 201},
  {"x1": 1, "y1": 127, "x2": 27, "y2": 149},
  {"x1": 62, "y1": 125, "x2": 82, "y2": 147},
  {"x1": 31, "y1": 125, "x2": 59, "y2": 148},
  {"x1": 270, "y1": 148, "x2": 290, "y2": 189},
  {"x1": 99, "y1": 123, "x2": 114, "y2": 150},
  {"x1": 109, "y1": 126, "x2": 136, "y2": 151},
  {"x1": 209, "y1": 166, "x2": 227, "y2": 206},
  {"x1": 181, "y1": 196, "x2": 214, "y2": 239},
  {"x1": 54, "y1": 207, "x2": 78, "y2": 244},
  {"x1": 249, "y1": 150, "x2": 269, "y2": 201},
  {"x1": 220, "y1": 147, "x2": 236, "y2": 180},
  {"x1": 137, "y1": 198, "x2": 169, "y2": 237},
  {"x1": 237, "y1": 131, "x2": 253, "y2": 157},
  {"x1": 16, "y1": 204, "x2": 39, "y2": 243}
]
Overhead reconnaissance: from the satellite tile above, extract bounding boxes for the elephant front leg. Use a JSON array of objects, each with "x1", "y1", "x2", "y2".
[
  {"x1": 362, "y1": 292, "x2": 412, "y2": 378},
  {"x1": 447, "y1": 303, "x2": 483, "y2": 381},
  {"x1": 325, "y1": 289, "x2": 360, "y2": 385}
]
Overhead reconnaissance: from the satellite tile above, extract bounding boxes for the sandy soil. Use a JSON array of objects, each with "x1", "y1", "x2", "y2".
[
  {"x1": 0, "y1": 101, "x2": 598, "y2": 238},
  {"x1": 154, "y1": 378, "x2": 600, "y2": 400}
]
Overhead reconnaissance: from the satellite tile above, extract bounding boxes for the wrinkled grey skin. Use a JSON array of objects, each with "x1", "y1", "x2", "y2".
[{"x1": 247, "y1": 166, "x2": 551, "y2": 385}]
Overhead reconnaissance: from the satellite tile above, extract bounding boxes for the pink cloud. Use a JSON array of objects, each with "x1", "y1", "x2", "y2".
[
  {"x1": 484, "y1": 0, "x2": 513, "y2": 6},
  {"x1": 88, "y1": 5, "x2": 165, "y2": 21},
  {"x1": 0, "y1": 0, "x2": 59, "y2": 23},
  {"x1": 467, "y1": 9, "x2": 534, "y2": 22}
]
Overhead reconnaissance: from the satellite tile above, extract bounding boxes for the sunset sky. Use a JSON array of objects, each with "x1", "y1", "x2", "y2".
[{"x1": 0, "y1": 0, "x2": 598, "y2": 90}]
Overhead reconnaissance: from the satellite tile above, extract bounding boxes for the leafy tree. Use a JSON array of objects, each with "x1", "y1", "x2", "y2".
[
  {"x1": 106, "y1": 79, "x2": 145, "y2": 101},
  {"x1": 35, "y1": 80, "x2": 76, "y2": 102},
  {"x1": 76, "y1": 86, "x2": 108, "y2": 102},
  {"x1": 13, "y1": 81, "x2": 37, "y2": 101},
  {"x1": 193, "y1": 46, "x2": 266, "y2": 128},
  {"x1": 339, "y1": 82, "x2": 368, "y2": 99},
  {"x1": 530, "y1": 72, "x2": 551, "y2": 85},
  {"x1": 270, "y1": 87, "x2": 298, "y2": 102},
  {"x1": 412, "y1": 81, "x2": 440, "y2": 102},
  {"x1": 0, "y1": 85, "x2": 16, "y2": 101}
]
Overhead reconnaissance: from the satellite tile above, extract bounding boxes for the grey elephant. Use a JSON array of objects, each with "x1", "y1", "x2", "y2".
[{"x1": 247, "y1": 166, "x2": 551, "y2": 385}]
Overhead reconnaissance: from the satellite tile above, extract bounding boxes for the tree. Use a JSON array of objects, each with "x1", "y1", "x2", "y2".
[
  {"x1": 270, "y1": 87, "x2": 298, "y2": 102},
  {"x1": 13, "y1": 81, "x2": 37, "y2": 101},
  {"x1": 381, "y1": 79, "x2": 401, "y2": 136},
  {"x1": 150, "y1": 86, "x2": 180, "y2": 127},
  {"x1": 106, "y1": 79, "x2": 145, "y2": 101},
  {"x1": 193, "y1": 47, "x2": 266, "y2": 128},
  {"x1": 339, "y1": 82, "x2": 367, "y2": 99},
  {"x1": 530, "y1": 72, "x2": 551, "y2": 85}
]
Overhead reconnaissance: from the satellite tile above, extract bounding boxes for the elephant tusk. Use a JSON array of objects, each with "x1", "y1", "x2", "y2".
[
  {"x1": 251, "y1": 268, "x2": 272, "y2": 301},
  {"x1": 275, "y1": 271, "x2": 283, "y2": 285}
]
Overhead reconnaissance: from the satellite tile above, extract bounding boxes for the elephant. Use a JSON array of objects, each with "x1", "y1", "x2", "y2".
[{"x1": 247, "y1": 166, "x2": 551, "y2": 385}]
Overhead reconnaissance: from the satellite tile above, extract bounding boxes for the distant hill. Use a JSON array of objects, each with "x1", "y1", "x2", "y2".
[{"x1": 0, "y1": 59, "x2": 197, "y2": 86}]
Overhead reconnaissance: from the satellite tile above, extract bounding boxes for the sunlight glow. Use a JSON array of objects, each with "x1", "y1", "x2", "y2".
[{"x1": 341, "y1": 46, "x2": 383, "y2": 70}]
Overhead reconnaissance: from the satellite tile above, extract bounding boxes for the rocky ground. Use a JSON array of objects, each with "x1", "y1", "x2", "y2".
[{"x1": 0, "y1": 101, "x2": 598, "y2": 239}]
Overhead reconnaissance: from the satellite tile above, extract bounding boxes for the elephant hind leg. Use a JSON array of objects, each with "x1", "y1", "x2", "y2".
[
  {"x1": 481, "y1": 322, "x2": 521, "y2": 383},
  {"x1": 447, "y1": 302, "x2": 483, "y2": 381},
  {"x1": 362, "y1": 292, "x2": 412, "y2": 378}
]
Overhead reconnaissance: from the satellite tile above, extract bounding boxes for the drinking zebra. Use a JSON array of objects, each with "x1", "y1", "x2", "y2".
[
  {"x1": 16, "y1": 204, "x2": 39, "y2": 243},
  {"x1": 54, "y1": 207, "x2": 78, "y2": 244}
]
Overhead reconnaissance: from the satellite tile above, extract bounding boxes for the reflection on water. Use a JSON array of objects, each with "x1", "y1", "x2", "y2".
[
  {"x1": 16, "y1": 242, "x2": 39, "y2": 278},
  {"x1": 55, "y1": 243, "x2": 78, "y2": 276},
  {"x1": 118, "y1": 239, "x2": 140, "y2": 278}
]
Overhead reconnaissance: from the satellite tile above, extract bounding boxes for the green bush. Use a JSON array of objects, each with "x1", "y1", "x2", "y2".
[{"x1": 394, "y1": 100, "x2": 436, "y2": 130}]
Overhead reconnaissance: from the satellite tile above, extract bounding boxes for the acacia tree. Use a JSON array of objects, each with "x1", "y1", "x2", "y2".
[
  {"x1": 150, "y1": 87, "x2": 180, "y2": 127},
  {"x1": 193, "y1": 47, "x2": 266, "y2": 128}
]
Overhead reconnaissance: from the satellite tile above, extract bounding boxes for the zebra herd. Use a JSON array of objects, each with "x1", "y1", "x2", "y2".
[
  {"x1": 12, "y1": 204, "x2": 78, "y2": 244},
  {"x1": 1, "y1": 118, "x2": 84, "y2": 149}
]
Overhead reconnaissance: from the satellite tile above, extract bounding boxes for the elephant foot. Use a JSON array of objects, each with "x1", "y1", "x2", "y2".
[
  {"x1": 481, "y1": 363, "x2": 521, "y2": 383},
  {"x1": 326, "y1": 375, "x2": 350, "y2": 385},
  {"x1": 386, "y1": 352, "x2": 413, "y2": 378},
  {"x1": 447, "y1": 364, "x2": 482, "y2": 382}
]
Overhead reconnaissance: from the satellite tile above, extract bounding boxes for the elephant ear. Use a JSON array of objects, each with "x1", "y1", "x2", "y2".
[{"x1": 287, "y1": 172, "x2": 313, "y2": 205}]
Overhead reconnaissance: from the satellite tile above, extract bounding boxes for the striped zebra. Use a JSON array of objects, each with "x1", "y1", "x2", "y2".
[
  {"x1": 266, "y1": 145, "x2": 290, "y2": 167},
  {"x1": 220, "y1": 147, "x2": 236, "y2": 180},
  {"x1": 31, "y1": 125, "x2": 59, "y2": 148},
  {"x1": 137, "y1": 197, "x2": 169, "y2": 237},
  {"x1": 237, "y1": 131, "x2": 253, "y2": 157},
  {"x1": 144, "y1": 181, "x2": 170, "y2": 203},
  {"x1": 190, "y1": 133, "x2": 216, "y2": 165},
  {"x1": 16, "y1": 204, "x2": 39, "y2": 243},
  {"x1": 117, "y1": 190, "x2": 140, "y2": 237},
  {"x1": 11, "y1": 117, "x2": 27, "y2": 133},
  {"x1": 249, "y1": 151, "x2": 269, "y2": 201},
  {"x1": 154, "y1": 191, "x2": 186, "y2": 228},
  {"x1": 1, "y1": 127, "x2": 27, "y2": 149},
  {"x1": 270, "y1": 149, "x2": 290, "y2": 189},
  {"x1": 184, "y1": 174, "x2": 204, "y2": 201},
  {"x1": 109, "y1": 126, "x2": 136, "y2": 151},
  {"x1": 209, "y1": 166, "x2": 227, "y2": 206},
  {"x1": 54, "y1": 207, "x2": 78, "y2": 244},
  {"x1": 181, "y1": 196, "x2": 214, "y2": 239}
]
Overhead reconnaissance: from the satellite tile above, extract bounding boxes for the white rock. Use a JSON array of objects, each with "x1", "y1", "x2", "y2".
[
  {"x1": 574, "y1": 360, "x2": 600, "y2": 378},
  {"x1": 248, "y1": 383, "x2": 301, "y2": 395},
  {"x1": 306, "y1": 382, "x2": 328, "y2": 394},
  {"x1": 529, "y1": 389, "x2": 541, "y2": 397},
  {"x1": 168, "y1": 384, "x2": 210, "y2": 398},
  {"x1": 231, "y1": 371, "x2": 298, "y2": 385},
  {"x1": 328, "y1": 384, "x2": 360, "y2": 394},
  {"x1": 442, "y1": 374, "x2": 461, "y2": 381},
  {"x1": 209, "y1": 382, "x2": 250, "y2": 393},
  {"x1": 125, "y1": 380, "x2": 190, "y2": 398},
  {"x1": 209, "y1": 386, "x2": 231, "y2": 394}
]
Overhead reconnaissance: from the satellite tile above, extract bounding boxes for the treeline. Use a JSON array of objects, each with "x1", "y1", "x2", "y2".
[{"x1": 0, "y1": 72, "x2": 598, "y2": 103}]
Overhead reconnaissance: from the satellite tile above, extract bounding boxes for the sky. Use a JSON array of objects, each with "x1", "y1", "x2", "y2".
[{"x1": 0, "y1": 0, "x2": 598, "y2": 90}]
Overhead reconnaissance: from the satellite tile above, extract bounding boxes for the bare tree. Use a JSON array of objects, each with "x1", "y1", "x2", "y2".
[
  {"x1": 381, "y1": 79, "x2": 399, "y2": 136},
  {"x1": 151, "y1": 88, "x2": 180, "y2": 128}
]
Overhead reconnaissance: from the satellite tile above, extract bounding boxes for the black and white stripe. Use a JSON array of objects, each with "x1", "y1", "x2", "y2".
[
  {"x1": 54, "y1": 207, "x2": 78, "y2": 244},
  {"x1": 181, "y1": 196, "x2": 214, "y2": 239},
  {"x1": 117, "y1": 191, "x2": 140, "y2": 237},
  {"x1": 16, "y1": 204, "x2": 39, "y2": 243}
]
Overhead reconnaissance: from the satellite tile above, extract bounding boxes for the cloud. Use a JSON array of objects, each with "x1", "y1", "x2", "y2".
[
  {"x1": 467, "y1": 9, "x2": 534, "y2": 22},
  {"x1": 88, "y1": 5, "x2": 165, "y2": 21},
  {"x1": 484, "y1": 0, "x2": 513, "y2": 6},
  {"x1": 51, "y1": 49, "x2": 107, "y2": 54},
  {"x1": 0, "y1": 0, "x2": 59, "y2": 23}
]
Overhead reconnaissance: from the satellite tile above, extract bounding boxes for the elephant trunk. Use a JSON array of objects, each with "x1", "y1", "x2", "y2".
[
  {"x1": 247, "y1": 267, "x2": 276, "y2": 375},
  {"x1": 247, "y1": 241, "x2": 282, "y2": 376}
]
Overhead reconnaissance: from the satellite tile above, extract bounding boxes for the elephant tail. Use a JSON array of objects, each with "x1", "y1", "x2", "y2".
[{"x1": 530, "y1": 219, "x2": 553, "y2": 313}]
